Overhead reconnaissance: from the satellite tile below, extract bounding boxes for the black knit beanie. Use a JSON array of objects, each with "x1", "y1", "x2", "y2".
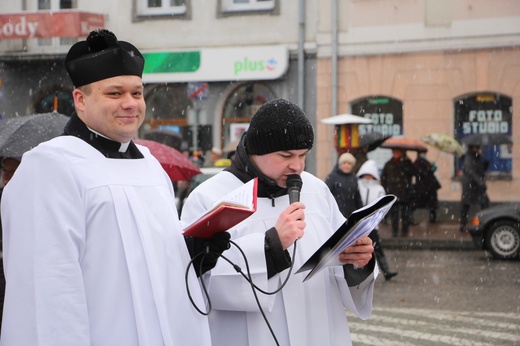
[{"x1": 245, "y1": 98, "x2": 314, "y2": 155}]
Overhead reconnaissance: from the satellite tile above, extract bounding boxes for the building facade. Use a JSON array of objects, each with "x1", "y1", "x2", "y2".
[
  {"x1": 314, "y1": 0, "x2": 520, "y2": 203},
  {"x1": 1, "y1": 0, "x2": 519, "y2": 204},
  {"x1": 0, "y1": 0, "x2": 319, "y2": 170}
]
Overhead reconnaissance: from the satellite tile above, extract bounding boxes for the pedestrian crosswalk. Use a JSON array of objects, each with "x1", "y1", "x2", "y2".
[{"x1": 347, "y1": 307, "x2": 520, "y2": 346}]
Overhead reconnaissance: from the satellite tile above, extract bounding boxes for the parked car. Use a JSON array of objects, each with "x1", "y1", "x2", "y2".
[{"x1": 468, "y1": 203, "x2": 520, "y2": 259}]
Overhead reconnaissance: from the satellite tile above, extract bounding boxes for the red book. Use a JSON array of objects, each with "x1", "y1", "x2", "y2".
[{"x1": 183, "y1": 178, "x2": 258, "y2": 238}]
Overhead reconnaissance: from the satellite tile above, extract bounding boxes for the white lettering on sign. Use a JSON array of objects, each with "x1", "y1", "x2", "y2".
[
  {"x1": 359, "y1": 113, "x2": 401, "y2": 136},
  {"x1": 359, "y1": 123, "x2": 401, "y2": 136},
  {"x1": 468, "y1": 109, "x2": 503, "y2": 122},
  {"x1": 463, "y1": 109, "x2": 509, "y2": 135},
  {"x1": 364, "y1": 113, "x2": 394, "y2": 125},
  {"x1": 462, "y1": 121, "x2": 508, "y2": 135},
  {"x1": 0, "y1": 17, "x2": 38, "y2": 38}
]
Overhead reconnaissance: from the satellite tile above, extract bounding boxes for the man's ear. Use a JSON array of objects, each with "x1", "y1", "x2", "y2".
[{"x1": 72, "y1": 89, "x2": 85, "y2": 112}]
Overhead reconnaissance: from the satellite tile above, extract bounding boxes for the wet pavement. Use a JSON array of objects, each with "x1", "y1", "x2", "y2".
[
  {"x1": 348, "y1": 210, "x2": 520, "y2": 345},
  {"x1": 378, "y1": 219, "x2": 474, "y2": 251},
  {"x1": 349, "y1": 248, "x2": 520, "y2": 345}
]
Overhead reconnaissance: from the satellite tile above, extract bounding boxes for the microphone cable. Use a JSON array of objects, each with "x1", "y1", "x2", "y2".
[
  {"x1": 185, "y1": 238, "x2": 299, "y2": 346},
  {"x1": 185, "y1": 250, "x2": 213, "y2": 315},
  {"x1": 221, "y1": 239, "x2": 297, "y2": 295}
]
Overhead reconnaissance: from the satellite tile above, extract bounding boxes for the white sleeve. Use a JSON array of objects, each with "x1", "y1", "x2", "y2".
[
  {"x1": 1, "y1": 148, "x2": 91, "y2": 346},
  {"x1": 334, "y1": 266, "x2": 377, "y2": 320}
]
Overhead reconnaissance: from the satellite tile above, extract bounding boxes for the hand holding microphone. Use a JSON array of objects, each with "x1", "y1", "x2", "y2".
[
  {"x1": 287, "y1": 174, "x2": 303, "y2": 204},
  {"x1": 275, "y1": 175, "x2": 305, "y2": 249}
]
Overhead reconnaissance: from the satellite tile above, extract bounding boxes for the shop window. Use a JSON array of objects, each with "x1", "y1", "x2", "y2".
[
  {"x1": 33, "y1": 86, "x2": 75, "y2": 116},
  {"x1": 141, "y1": 84, "x2": 192, "y2": 146},
  {"x1": 221, "y1": 82, "x2": 276, "y2": 147},
  {"x1": 37, "y1": 0, "x2": 76, "y2": 46},
  {"x1": 219, "y1": 0, "x2": 277, "y2": 15},
  {"x1": 351, "y1": 96, "x2": 403, "y2": 137},
  {"x1": 350, "y1": 96, "x2": 404, "y2": 169},
  {"x1": 136, "y1": 0, "x2": 188, "y2": 17},
  {"x1": 454, "y1": 93, "x2": 512, "y2": 179},
  {"x1": 143, "y1": 84, "x2": 191, "y2": 125}
]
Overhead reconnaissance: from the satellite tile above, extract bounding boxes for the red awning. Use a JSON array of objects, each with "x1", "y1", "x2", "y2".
[{"x1": 0, "y1": 11, "x2": 104, "y2": 40}]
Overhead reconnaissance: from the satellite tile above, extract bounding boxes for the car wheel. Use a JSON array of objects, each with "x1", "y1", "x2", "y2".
[{"x1": 485, "y1": 220, "x2": 520, "y2": 259}]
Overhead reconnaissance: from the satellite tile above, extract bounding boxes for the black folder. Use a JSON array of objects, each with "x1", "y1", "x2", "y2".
[{"x1": 296, "y1": 194, "x2": 397, "y2": 282}]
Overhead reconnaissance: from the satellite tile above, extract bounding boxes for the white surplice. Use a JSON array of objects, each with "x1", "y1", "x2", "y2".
[
  {"x1": 1, "y1": 136, "x2": 211, "y2": 346},
  {"x1": 181, "y1": 171, "x2": 377, "y2": 346}
]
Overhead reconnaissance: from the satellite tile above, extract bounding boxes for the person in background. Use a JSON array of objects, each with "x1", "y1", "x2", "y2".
[
  {"x1": 0, "y1": 157, "x2": 20, "y2": 189},
  {"x1": 325, "y1": 152, "x2": 363, "y2": 218},
  {"x1": 1, "y1": 29, "x2": 226, "y2": 345},
  {"x1": 0, "y1": 156, "x2": 21, "y2": 336},
  {"x1": 357, "y1": 160, "x2": 398, "y2": 280},
  {"x1": 202, "y1": 146, "x2": 223, "y2": 167},
  {"x1": 351, "y1": 145, "x2": 369, "y2": 174},
  {"x1": 181, "y1": 98, "x2": 376, "y2": 346},
  {"x1": 412, "y1": 152, "x2": 441, "y2": 223},
  {"x1": 0, "y1": 156, "x2": 21, "y2": 254},
  {"x1": 381, "y1": 148, "x2": 417, "y2": 237},
  {"x1": 460, "y1": 144, "x2": 489, "y2": 232}
]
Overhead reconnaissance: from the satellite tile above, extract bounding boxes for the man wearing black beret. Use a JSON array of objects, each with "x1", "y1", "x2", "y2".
[
  {"x1": 181, "y1": 98, "x2": 377, "y2": 346},
  {"x1": 1, "y1": 29, "x2": 216, "y2": 345}
]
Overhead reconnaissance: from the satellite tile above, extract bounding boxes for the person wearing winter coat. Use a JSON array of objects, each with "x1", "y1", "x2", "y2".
[
  {"x1": 351, "y1": 146, "x2": 369, "y2": 174},
  {"x1": 357, "y1": 160, "x2": 398, "y2": 280},
  {"x1": 381, "y1": 149, "x2": 417, "y2": 237},
  {"x1": 325, "y1": 152, "x2": 363, "y2": 218},
  {"x1": 460, "y1": 145, "x2": 490, "y2": 232},
  {"x1": 181, "y1": 98, "x2": 377, "y2": 346},
  {"x1": 412, "y1": 153, "x2": 441, "y2": 223}
]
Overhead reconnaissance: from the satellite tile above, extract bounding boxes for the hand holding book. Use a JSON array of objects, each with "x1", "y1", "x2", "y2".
[
  {"x1": 296, "y1": 194, "x2": 396, "y2": 282},
  {"x1": 183, "y1": 178, "x2": 258, "y2": 238}
]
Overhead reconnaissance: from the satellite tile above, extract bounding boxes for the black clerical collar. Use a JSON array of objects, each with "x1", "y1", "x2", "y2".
[
  {"x1": 87, "y1": 127, "x2": 131, "y2": 152},
  {"x1": 62, "y1": 113, "x2": 144, "y2": 159}
]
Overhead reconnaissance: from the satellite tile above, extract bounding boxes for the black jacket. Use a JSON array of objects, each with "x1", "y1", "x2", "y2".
[
  {"x1": 461, "y1": 152, "x2": 488, "y2": 205},
  {"x1": 325, "y1": 164, "x2": 363, "y2": 218}
]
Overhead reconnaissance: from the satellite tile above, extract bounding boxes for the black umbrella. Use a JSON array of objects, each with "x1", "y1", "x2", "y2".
[
  {"x1": 461, "y1": 133, "x2": 512, "y2": 146},
  {"x1": 359, "y1": 132, "x2": 392, "y2": 152},
  {"x1": 0, "y1": 112, "x2": 69, "y2": 157}
]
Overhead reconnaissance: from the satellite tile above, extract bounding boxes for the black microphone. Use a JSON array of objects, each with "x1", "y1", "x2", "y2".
[{"x1": 286, "y1": 174, "x2": 303, "y2": 204}]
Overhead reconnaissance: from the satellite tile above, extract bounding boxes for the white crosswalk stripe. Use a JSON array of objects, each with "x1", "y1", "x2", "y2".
[{"x1": 347, "y1": 307, "x2": 520, "y2": 346}]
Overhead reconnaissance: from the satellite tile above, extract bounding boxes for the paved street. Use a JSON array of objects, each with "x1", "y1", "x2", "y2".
[{"x1": 348, "y1": 249, "x2": 520, "y2": 345}]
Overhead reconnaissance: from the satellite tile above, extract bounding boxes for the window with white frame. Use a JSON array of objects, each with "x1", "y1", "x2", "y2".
[
  {"x1": 37, "y1": 0, "x2": 75, "y2": 46},
  {"x1": 221, "y1": 0, "x2": 275, "y2": 12},
  {"x1": 137, "y1": 0, "x2": 187, "y2": 16}
]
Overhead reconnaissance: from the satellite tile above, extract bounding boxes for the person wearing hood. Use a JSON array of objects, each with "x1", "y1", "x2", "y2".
[
  {"x1": 357, "y1": 160, "x2": 398, "y2": 280},
  {"x1": 325, "y1": 152, "x2": 364, "y2": 219},
  {"x1": 181, "y1": 98, "x2": 377, "y2": 346}
]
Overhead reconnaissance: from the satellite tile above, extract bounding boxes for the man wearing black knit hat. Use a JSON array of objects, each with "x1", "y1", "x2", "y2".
[
  {"x1": 181, "y1": 98, "x2": 377, "y2": 346},
  {"x1": 1, "y1": 29, "x2": 215, "y2": 345}
]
